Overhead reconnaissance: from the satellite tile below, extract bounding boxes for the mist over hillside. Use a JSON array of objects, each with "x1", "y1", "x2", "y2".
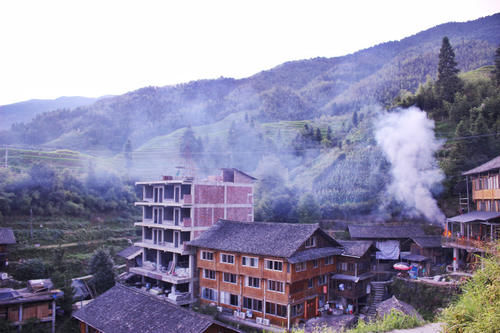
[{"x1": 1, "y1": 13, "x2": 499, "y2": 221}]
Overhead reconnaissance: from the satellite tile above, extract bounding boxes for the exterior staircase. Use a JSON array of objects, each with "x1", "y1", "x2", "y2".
[{"x1": 366, "y1": 281, "x2": 388, "y2": 318}]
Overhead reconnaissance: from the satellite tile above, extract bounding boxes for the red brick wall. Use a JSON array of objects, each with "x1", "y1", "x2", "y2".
[
  {"x1": 226, "y1": 207, "x2": 252, "y2": 221},
  {"x1": 226, "y1": 186, "x2": 252, "y2": 204},
  {"x1": 194, "y1": 185, "x2": 224, "y2": 204},
  {"x1": 214, "y1": 208, "x2": 225, "y2": 221},
  {"x1": 194, "y1": 208, "x2": 213, "y2": 226}
]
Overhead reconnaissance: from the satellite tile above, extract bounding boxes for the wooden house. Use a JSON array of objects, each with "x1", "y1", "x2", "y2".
[
  {"x1": 330, "y1": 240, "x2": 375, "y2": 314},
  {"x1": 188, "y1": 220, "x2": 343, "y2": 329},
  {"x1": 0, "y1": 281, "x2": 60, "y2": 333},
  {"x1": 73, "y1": 284, "x2": 240, "y2": 333}
]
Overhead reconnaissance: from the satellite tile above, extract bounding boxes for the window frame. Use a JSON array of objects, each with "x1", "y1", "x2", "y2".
[
  {"x1": 304, "y1": 236, "x2": 316, "y2": 248},
  {"x1": 220, "y1": 253, "x2": 235, "y2": 264},
  {"x1": 246, "y1": 276, "x2": 260, "y2": 289},
  {"x1": 295, "y1": 262, "x2": 306, "y2": 272},
  {"x1": 265, "y1": 259, "x2": 283, "y2": 272},
  {"x1": 201, "y1": 251, "x2": 214, "y2": 261},
  {"x1": 223, "y1": 272, "x2": 238, "y2": 284},
  {"x1": 267, "y1": 280, "x2": 285, "y2": 293},
  {"x1": 203, "y1": 269, "x2": 216, "y2": 280},
  {"x1": 242, "y1": 256, "x2": 259, "y2": 268}
]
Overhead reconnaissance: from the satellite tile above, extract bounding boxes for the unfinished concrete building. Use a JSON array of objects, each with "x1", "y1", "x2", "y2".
[{"x1": 131, "y1": 168, "x2": 255, "y2": 305}]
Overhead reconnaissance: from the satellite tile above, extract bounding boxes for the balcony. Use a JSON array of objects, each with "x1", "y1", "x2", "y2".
[
  {"x1": 442, "y1": 235, "x2": 497, "y2": 253},
  {"x1": 135, "y1": 196, "x2": 193, "y2": 207},
  {"x1": 135, "y1": 218, "x2": 193, "y2": 230},
  {"x1": 130, "y1": 263, "x2": 192, "y2": 285},
  {"x1": 472, "y1": 188, "x2": 500, "y2": 200},
  {"x1": 135, "y1": 241, "x2": 192, "y2": 255}
]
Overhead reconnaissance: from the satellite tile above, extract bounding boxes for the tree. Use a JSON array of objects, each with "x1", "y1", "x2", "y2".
[
  {"x1": 495, "y1": 45, "x2": 500, "y2": 86},
  {"x1": 88, "y1": 247, "x2": 115, "y2": 295},
  {"x1": 124, "y1": 139, "x2": 133, "y2": 173},
  {"x1": 352, "y1": 111, "x2": 359, "y2": 127},
  {"x1": 13, "y1": 259, "x2": 47, "y2": 281},
  {"x1": 436, "y1": 37, "x2": 463, "y2": 103},
  {"x1": 315, "y1": 128, "x2": 322, "y2": 142},
  {"x1": 297, "y1": 193, "x2": 321, "y2": 224},
  {"x1": 441, "y1": 243, "x2": 500, "y2": 332}
]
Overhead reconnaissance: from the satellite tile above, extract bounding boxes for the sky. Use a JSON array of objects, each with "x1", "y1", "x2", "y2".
[{"x1": 0, "y1": 0, "x2": 499, "y2": 106}]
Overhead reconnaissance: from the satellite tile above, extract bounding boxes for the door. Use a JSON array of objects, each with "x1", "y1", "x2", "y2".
[
  {"x1": 305, "y1": 298, "x2": 316, "y2": 319},
  {"x1": 174, "y1": 231, "x2": 179, "y2": 248},
  {"x1": 174, "y1": 186, "x2": 180, "y2": 203},
  {"x1": 174, "y1": 208, "x2": 180, "y2": 226}
]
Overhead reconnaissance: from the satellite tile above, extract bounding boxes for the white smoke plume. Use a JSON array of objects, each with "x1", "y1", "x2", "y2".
[{"x1": 375, "y1": 107, "x2": 445, "y2": 225}]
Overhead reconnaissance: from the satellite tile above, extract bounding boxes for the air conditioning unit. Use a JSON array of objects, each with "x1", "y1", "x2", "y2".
[
  {"x1": 233, "y1": 310, "x2": 239, "y2": 317},
  {"x1": 217, "y1": 306, "x2": 223, "y2": 312},
  {"x1": 256, "y1": 317, "x2": 263, "y2": 324},
  {"x1": 262, "y1": 318, "x2": 270, "y2": 326},
  {"x1": 239, "y1": 312, "x2": 246, "y2": 319}
]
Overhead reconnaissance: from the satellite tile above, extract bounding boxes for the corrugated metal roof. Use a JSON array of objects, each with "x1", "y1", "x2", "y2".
[
  {"x1": 117, "y1": 246, "x2": 142, "y2": 260},
  {"x1": 463, "y1": 155, "x2": 500, "y2": 175},
  {"x1": 447, "y1": 211, "x2": 500, "y2": 223},
  {"x1": 338, "y1": 240, "x2": 374, "y2": 258}
]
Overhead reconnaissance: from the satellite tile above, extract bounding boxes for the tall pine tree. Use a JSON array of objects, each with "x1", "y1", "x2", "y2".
[
  {"x1": 495, "y1": 44, "x2": 500, "y2": 86},
  {"x1": 437, "y1": 37, "x2": 462, "y2": 103}
]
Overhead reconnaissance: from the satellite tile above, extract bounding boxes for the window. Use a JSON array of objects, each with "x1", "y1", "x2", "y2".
[
  {"x1": 243, "y1": 297, "x2": 263, "y2": 312},
  {"x1": 201, "y1": 251, "x2": 213, "y2": 261},
  {"x1": 267, "y1": 280, "x2": 284, "y2": 293},
  {"x1": 291, "y1": 303, "x2": 304, "y2": 317},
  {"x1": 325, "y1": 256, "x2": 334, "y2": 265},
  {"x1": 312, "y1": 259, "x2": 318, "y2": 268},
  {"x1": 304, "y1": 236, "x2": 316, "y2": 248},
  {"x1": 203, "y1": 269, "x2": 215, "y2": 280},
  {"x1": 308, "y1": 278, "x2": 314, "y2": 288},
  {"x1": 295, "y1": 262, "x2": 306, "y2": 272},
  {"x1": 242, "y1": 256, "x2": 259, "y2": 267},
  {"x1": 265, "y1": 259, "x2": 283, "y2": 271},
  {"x1": 348, "y1": 263, "x2": 355, "y2": 271},
  {"x1": 266, "y1": 302, "x2": 287, "y2": 318},
  {"x1": 337, "y1": 262, "x2": 348, "y2": 271},
  {"x1": 318, "y1": 274, "x2": 328, "y2": 285},
  {"x1": 223, "y1": 272, "x2": 237, "y2": 284},
  {"x1": 220, "y1": 291, "x2": 239, "y2": 306},
  {"x1": 220, "y1": 253, "x2": 235, "y2": 264},
  {"x1": 246, "y1": 276, "x2": 260, "y2": 288},
  {"x1": 201, "y1": 287, "x2": 217, "y2": 301}
]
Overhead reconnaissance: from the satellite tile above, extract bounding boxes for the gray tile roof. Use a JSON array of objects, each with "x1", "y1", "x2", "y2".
[
  {"x1": 0, "y1": 228, "x2": 16, "y2": 244},
  {"x1": 188, "y1": 220, "x2": 340, "y2": 258},
  {"x1": 348, "y1": 225, "x2": 425, "y2": 239},
  {"x1": 447, "y1": 211, "x2": 500, "y2": 223},
  {"x1": 338, "y1": 240, "x2": 374, "y2": 258},
  {"x1": 463, "y1": 155, "x2": 500, "y2": 175},
  {"x1": 411, "y1": 236, "x2": 442, "y2": 248},
  {"x1": 288, "y1": 247, "x2": 343, "y2": 264},
  {"x1": 73, "y1": 284, "x2": 228, "y2": 333},
  {"x1": 331, "y1": 272, "x2": 374, "y2": 282},
  {"x1": 117, "y1": 246, "x2": 142, "y2": 259}
]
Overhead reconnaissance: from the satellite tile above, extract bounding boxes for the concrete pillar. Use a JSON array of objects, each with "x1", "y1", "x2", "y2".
[
  {"x1": 453, "y1": 247, "x2": 458, "y2": 272},
  {"x1": 171, "y1": 284, "x2": 177, "y2": 294},
  {"x1": 156, "y1": 250, "x2": 160, "y2": 271}
]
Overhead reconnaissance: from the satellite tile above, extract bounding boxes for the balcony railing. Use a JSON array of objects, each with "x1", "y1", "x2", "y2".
[{"x1": 442, "y1": 236, "x2": 497, "y2": 253}]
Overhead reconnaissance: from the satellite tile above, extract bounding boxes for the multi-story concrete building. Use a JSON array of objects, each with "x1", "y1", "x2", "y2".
[
  {"x1": 131, "y1": 168, "x2": 255, "y2": 305},
  {"x1": 189, "y1": 220, "x2": 343, "y2": 329}
]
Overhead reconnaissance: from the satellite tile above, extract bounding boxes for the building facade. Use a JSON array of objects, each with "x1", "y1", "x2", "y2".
[
  {"x1": 189, "y1": 220, "x2": 343, "y2": 329},
  {"x1": 131, "y1": 169, "x2": 255, "y2": 305}
]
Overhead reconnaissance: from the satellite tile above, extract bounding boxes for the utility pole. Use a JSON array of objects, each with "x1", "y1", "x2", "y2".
[{"x1": 30, "y1": 208, "x2": 33, "y2": 242}]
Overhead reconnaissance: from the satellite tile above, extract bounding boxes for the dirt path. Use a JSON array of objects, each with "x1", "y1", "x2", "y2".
[
  {"x1": 20, "y1": 237, "x2": 132, "y2": 249},
  {"x1": 389, "y1": 322, "x2": 443, "y2": 333}
]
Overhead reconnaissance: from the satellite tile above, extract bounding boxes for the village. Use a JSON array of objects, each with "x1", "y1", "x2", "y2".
[{"x1": 1, "y1": 156, "x2": 499, "y2": 333}]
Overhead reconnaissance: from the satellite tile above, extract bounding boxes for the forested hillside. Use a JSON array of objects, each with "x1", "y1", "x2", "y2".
[{"x1": 0, "y1": 13, "x2": 499, "y2": 222}]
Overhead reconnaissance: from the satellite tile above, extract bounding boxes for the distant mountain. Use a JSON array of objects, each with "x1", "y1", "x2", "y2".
[
  {"x1": 0, "y1": 13, "x2": 499, "y2": 154},
  {"x1": 0, "y1": 96, "x2": 104, "y2": 130}
]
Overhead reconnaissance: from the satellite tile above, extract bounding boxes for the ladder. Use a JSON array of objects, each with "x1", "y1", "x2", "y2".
[{"x1": 459, "y1": 193, "x2": 469, "y2": 214}]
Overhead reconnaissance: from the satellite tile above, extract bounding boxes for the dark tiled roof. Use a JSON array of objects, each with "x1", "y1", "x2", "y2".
[
  {"x1": 288, "y1": 247, "x2": 343, "y2": 264},
  {"x1": 188, "y1": 220, "x2": 340, "y2": 258},
  {"x1": 117, "y1": 246, "x2": 142, "y2": 259},
  {"x1": 338, "y1": 240, "x2": 374, "y2": 258},
  {"x1": 463, "y1": 155, "x2": 500, "y2": 175},
  {"x1": 447, "y1": 211, "x2": 500, "y2": 223},
  {"x1": 0, "y1": 228, "x2": 16, "y2": 244},
  {"x1": 222, "y1": 168, "x2": 257, "y2": 180},
  {"x1": 73, "y1": 284, "x2": 223, "y2": 333},
  {"x1": 348, "y1": 225, "x2": 425, "y2": 239},
  {"x1": 411, "y1": 236, "x2": 442, "y2": 248}
]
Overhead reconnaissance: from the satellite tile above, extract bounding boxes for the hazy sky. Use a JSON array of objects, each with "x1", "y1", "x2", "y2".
[{"x1": 1, "y1": 0, "x2": 499, "y2": 106}]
